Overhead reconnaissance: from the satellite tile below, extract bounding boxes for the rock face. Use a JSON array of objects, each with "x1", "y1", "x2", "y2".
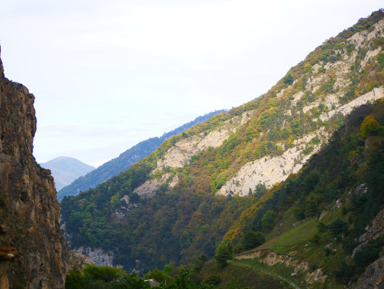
[
  {"x1": 353, "y1": 207, "x2": 384, "y2": 257},
  {"x1": 352, "y1": 256, "x2": 384, "y2": 289},
  {"x1": 0, "y1": 47, "x2": 69, "y2": 288}
]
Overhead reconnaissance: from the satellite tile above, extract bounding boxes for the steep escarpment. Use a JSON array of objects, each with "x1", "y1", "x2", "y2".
[{"x1": 0, "y1": 48, "x2": 69, "y2": 288}]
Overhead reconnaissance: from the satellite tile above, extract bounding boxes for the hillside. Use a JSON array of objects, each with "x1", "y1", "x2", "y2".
[
  {"x1": 228, "y1": 101, "x2": 384, "y2": 288},
  {"x1": 0, "y1": 47, "x2": 69, "y2": 288},
  {"x1": 61, "y1": 9, "x2": 384, "y2": 284},
  {"x1": 57, "y1": 110, "x2": 225, "y2": 200},
  {"x1": 40, "y1": 156, "x2": 95, "y2": 191}
]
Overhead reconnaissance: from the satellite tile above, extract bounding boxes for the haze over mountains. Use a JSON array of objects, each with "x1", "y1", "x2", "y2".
[
  {"x1": 57, "y1": 110, "x2": 225, "y2": 200},
  {"x1": 40, "y1": 156, "x2": 95, "y2": 191}
]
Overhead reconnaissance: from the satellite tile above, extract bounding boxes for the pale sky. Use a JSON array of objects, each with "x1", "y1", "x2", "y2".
[{"x1": 0, "y1": 0, "x2": 382, "y2": 167}]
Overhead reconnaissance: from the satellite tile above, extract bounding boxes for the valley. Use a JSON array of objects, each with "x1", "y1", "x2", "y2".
[{"x1": 1, "y1": 8, "x2": 384, "y2": 289}]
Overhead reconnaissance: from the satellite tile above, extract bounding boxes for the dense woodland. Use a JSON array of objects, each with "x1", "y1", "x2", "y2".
[{"x1": 62, "y1": 10, "x2": 384, "y2": 288}]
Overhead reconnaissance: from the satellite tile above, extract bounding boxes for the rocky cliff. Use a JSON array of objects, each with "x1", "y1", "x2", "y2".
[{"x1": 0, "y1": 47, "x2": 69, "y2": 288}]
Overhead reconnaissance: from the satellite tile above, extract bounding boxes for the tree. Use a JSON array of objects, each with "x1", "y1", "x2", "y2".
[
  {"x1": 214, "y1": 242, "x2": 233, "y2": 268},
  {"x1": 261, "y1": 210, "x2": 276, "y2": 231},
  {"x1": 65, "y1": 267, "x2": 85, "y2": 289},
  {"x1": 283, "y1": 73, "x2": 294, "y2": 85},
  {"x1": 254, "y1": 183, "x2": 267, "y2": 198},
  {"x1": 144, "y1": 267, "x2": 172, "y2": 286},
  {"x1": 317, "y1": 222, "x2": 328, "y2": 233},
  {"x1": 174, "y1": 268, "x2": 192, "y2": 289},
  {"x1": 241, "y1": 230, "x2": 265, "y2": 250},
  {"x1": 361, "y1": 115, "x2": 380, "y2": 137},
  {"x1": 328, "y1": 219, "x2": 348, "y2": 238}
]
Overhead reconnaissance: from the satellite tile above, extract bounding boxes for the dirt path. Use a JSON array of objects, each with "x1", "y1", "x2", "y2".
[{"x1": 231, "y1": 260, "x2": 302, "y2": 289}]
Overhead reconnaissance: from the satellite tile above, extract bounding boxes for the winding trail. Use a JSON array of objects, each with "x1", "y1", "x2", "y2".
[{"x1": 230, "y1": 260, "x2": 302, "y2": 289}]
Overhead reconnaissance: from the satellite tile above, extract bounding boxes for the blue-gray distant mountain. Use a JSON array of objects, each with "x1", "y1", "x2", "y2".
[
  {"x1": 40, "y1": 156, "x2": 95, "y2": 191},
  {"x1": 57, "y1": 110, "x2": 226, "y2": 200}
]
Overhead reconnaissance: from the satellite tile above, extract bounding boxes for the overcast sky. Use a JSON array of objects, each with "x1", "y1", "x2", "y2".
[{"x1": 0, "y1": 0, "x2": 382, "y2": 167}]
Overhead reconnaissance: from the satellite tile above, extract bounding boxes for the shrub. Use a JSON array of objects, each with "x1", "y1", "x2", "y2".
[{"x1": 204, "y1": 275, "x2": 221, "y2": 286}]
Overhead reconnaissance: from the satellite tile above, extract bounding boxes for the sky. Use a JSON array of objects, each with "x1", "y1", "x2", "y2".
[{"x1": 0, "y1": 0, "x2": 382, "y2": 167}]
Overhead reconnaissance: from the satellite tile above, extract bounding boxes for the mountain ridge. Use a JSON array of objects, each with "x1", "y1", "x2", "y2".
[{"x1": 58, "y1": 110, "x2": 226, "y2": 200}]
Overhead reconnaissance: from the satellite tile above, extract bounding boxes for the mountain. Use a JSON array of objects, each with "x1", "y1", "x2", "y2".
[
  {"x1": 61, "y1": 9, "x2": 384, "y2": 287},
  {"x1": 57, "y1": 110, "x2": 226, "y2": 200},
  {"x1": 0, "y1": 47, "x2": 69, "y2": 288},
  {"x1": 40, "y1": 156, "x2": 95, "y2": 191}
]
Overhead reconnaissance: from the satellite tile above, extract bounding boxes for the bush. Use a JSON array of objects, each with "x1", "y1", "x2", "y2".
[{"x1": 204, "y1": 275, "x2": 221, "y2": 285}]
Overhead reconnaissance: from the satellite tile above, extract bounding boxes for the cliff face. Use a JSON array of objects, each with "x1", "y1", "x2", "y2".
[{"x1": 0, "y1": 48, "x2": 69, "y2": 288}]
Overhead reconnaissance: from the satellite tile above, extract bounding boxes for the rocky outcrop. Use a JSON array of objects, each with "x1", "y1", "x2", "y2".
[
  {"x1": 68, "y1": 251, "x2": 92, "y2": 270},
  {"x1": 235, "y1": 249, "x2": 326, "y2": 284},
  {"x1": 217, "y1": 86, "x2": 383, "y2": 196},
  {"x1": 217, "y1": 129, "x2": 328, "y2": 195},
  {"x1": 0, "y1": 47, "x2": 69, "y2": 288},
  {"x1": 352, "y1": 207, "x2": 384, "y2": 257},
  {"x1": 351, "y1": 256, "x2": 384, "y2": 289},
  {"x1": 75, "y1": 247, "x2": 114, "y2": 267}
]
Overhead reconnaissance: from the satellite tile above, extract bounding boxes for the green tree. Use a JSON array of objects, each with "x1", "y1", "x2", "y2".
[
  {"x1": 174, "y1": 268, "x2": 192, "y2": 289},
  {"x1": 65, "y1": 267, "x2": 86, "y2": 289},
  {"x1": 283, "y1": 73, "x2": 294, "y2": 85},
  {"x1": 144, "y1": 267, "x2": 172, "y2": 286},
  {"x1": 261, "y1": 210, "x2": 277, "y2": 231},
  {"x1": 329, "y1": 219, "x2": 348, "y2": 238},
  {"x1": 361, "y1": 115, "x2": 380, "y2": 137},
  {"x1": 317, "y1": 222, "x2": 328, "y2": 233},
  {"x1": 214, "y1": 242, "x2": 233, "y2": 268},
  {"x1": 241, "y1": 230, "x2": 265, "y2": 250}
]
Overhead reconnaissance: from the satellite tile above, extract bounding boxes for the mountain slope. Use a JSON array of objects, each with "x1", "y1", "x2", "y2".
[
  {"x1": 61, "y1": 9, "x2": 384, "y2": 278},
  {"x1": 0, "y1": 47, "x2": 69, "y2": 288},
  {"x1": 231, "y1": 101, "x2": 384, "y2": 288},
  {"x1": 58, "y1": 110, "x2": 225, "y2": 200},
  {"x1": 41, "y1": 156, "x2": 95, "y2": 191}
]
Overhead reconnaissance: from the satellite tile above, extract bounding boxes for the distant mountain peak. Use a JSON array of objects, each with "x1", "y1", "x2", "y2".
[{"x1": 40, "y1": 157, "x2": 94, "y2": 191}]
